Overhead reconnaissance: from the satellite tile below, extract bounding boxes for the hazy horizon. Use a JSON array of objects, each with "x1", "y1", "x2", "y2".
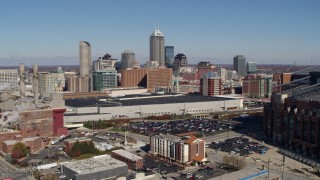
[{"x1": 1, "y1": 0, "x2": 320, "y2": 66}]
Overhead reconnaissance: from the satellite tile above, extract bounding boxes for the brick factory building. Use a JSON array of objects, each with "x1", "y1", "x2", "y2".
[
  {"x1": 111, "y1": 149, "x2": 144, "y2": 170},
  {"x1": 2, "y1": 137, "x2": 42, "y2": 154},
  {"x1": 149, "y1": 134, "x2": 206, "y2": 165},
  {"x1": 0, "y1": 108, "x2": 67, "y2": 155},
  {"x1": 264, "y1": 70, "x2": 320, "y2": 158}
]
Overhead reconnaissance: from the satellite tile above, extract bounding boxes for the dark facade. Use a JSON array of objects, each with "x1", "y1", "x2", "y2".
[
  {"x1": 173, "y1": 53, "x2": 188, "y2": 73},
  {"x1": 264, "y1": 71, "x2": 320, "y2": 159},
  {"x1": 233, "y1": 55, "x2": 246, "y2": 77},
  {"x1": 165, "y1": 46, "x2": 174, "y2": 68}
]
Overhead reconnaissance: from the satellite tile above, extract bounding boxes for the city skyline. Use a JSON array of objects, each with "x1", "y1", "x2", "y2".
[{"x1": 1, "y1": 0, "x2": 320, "y2": 66}]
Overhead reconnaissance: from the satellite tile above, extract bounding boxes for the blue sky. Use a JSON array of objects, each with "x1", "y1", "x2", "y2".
[{"x1": 1, "y1": 0, "x2": 320, "y2": 66}]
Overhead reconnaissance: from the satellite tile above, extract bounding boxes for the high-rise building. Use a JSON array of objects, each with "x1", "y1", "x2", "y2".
[
  {"x1": 150, "y1": 28, "x2": 165, "y2": 66},
  {"x1": 93, "y1": 53, "x2": 118, "y2": 71},
  {"x1": 200, "y1": 72, "x2": 222, "y2": 96},
  {"x1": 233, "y1": 55, "x2": 246, "y2": 77},
  {"x1": 121, "y1": 50, "x2": 135, "y2": 70},
  {"x1": 165, "y1": 46, "x2": 174, "y2": 67},
  {"x1": 38, "y1": 72, "x2": 65, "y2": 93},
  {"x1": 173, "y1": 53, "x2": 188, "y2": 73},
  {"x1": 247, "y1": 62, "x2": 257, "y2": 74},
  {"x1": 92, "y1": 70, "x2": 117, "y2": 91},
  {"x1": 79, "y1": 41, "x2": 91, "y2": 76},
  {"x1": 0, "y1": 69, "x2": 19, "y2": 93}
]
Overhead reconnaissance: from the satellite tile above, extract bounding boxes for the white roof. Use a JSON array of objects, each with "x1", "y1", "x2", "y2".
[
  {"x1": 62, "y1": 155, "x2": 127, "y2": 174},
  {"x1": 151, "y1": 28, "x2": 164, "y2": 37},
  {"x1": 112, "y1": 149, "x2": 143, "y2": 161}
]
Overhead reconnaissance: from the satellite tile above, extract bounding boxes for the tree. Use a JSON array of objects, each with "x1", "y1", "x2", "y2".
[{"x1": 12, "y1": 142, "x2": 28, "y2": 159}]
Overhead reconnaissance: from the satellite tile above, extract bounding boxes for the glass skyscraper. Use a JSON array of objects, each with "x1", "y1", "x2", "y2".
[{"x1": 165, "y1": 46, "x2": 174, "y2": 68}]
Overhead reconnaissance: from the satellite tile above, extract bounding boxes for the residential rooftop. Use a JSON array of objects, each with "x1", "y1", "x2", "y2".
[{"x1": 62, "y1": 155, "x2": 127, "y2": 175}]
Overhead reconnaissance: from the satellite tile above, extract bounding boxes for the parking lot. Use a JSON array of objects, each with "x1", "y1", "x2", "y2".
[
  {"x1": 129, "y1": 119, "x2": 234, "y2": 136},
  {"x1": 210, "y1": 137, "x2": 269, "y2": 157},
  {"x1": 143, "y1": 156, "x2": 180, "y2": 175}
]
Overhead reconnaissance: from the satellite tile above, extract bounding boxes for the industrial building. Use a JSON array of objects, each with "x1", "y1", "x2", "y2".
[
  {"x1": 111, "y1": 149, "x2": 144, "y2": 170},
  {"x1": 64, "y1": 137, "x2": 92, "y2": 153},
  {"x1": 149, "y1": 134, "x2": 206, "y2": 164},
  {"x1": 62, "y1": 155, "x2": 128, "y2": 180},
  {"x1": 64, "y1": 93, "x2": 243, "y2": 122},
  {"x1": 264, "y1": 68, "x2": 320, "y2": 158},
  {"x1": 0, "y1": 69, "x2": 19, "y2": 93}
]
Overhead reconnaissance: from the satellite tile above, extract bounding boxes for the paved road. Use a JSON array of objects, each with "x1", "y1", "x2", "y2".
[{"x1": 0, "y1": 157, "x2": 31, "y2": 180}]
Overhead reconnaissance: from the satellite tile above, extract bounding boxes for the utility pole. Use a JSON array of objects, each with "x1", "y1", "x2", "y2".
[
  {"x1": 267, "y1": 156, "x2": 270, "y2": 180},
  {"x1": 282, "y1": 154, "x2": 285, "y2": 180}
]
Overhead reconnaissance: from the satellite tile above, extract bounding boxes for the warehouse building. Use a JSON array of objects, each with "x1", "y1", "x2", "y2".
[
  {"x1": 64, "y1": 93, "x2": 243, "y2": 122},
  {"x1": 62, "y1": 155, "x2": 128, "y2": 180}
]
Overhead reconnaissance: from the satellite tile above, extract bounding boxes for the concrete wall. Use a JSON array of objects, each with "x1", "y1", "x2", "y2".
[{"x1": 64, "y1": 99, "x2": 242, "y2": 123}]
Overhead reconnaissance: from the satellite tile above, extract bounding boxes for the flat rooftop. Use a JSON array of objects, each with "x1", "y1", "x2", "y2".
[
  {"x1": 65, "y1": 93, "x2": 233, "y2": 108},
  {"x1": 112, "y1": 149, "x2": 143, "y2": 161},
  {"x1": 152, "y1": 134, "x2": 180, "y2": 142},
  {"x1": 64, "y1": 137, "x2": 91, "y2": 143},
  {"x1": 62, "y1": 155, "x2": 127, "y2": 175}
]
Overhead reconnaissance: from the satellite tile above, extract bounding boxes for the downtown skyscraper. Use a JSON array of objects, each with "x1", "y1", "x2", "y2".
[
  {"x1": 150, "y1": 27, "x2": 165, "y2": 66},
  {"x1": 165, "y1": 46, "x2": 174, "y2": 67},
  {"x1": 233, "y1": 55, "x2": 247, "y2": 77},
  {"x1": 79, "y1": 41, "x2": 91, "y2": 76}
]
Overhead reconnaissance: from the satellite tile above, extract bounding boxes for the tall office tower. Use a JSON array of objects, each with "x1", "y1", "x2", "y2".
[
  {"x1": 150, "y1": 27, "x2": 165, "y2": 66},
  {"x1": 200, "y1": 72, "x2": 222, "y2": 96},
  {"x1": 165, "y1": 46, "x2": 174, "y2": 67},
  {"x1": 247, "y1": 62, "x2": 257, "y2": 74},
  {"x1": 79, "y1": 41, "x2": 91, "y2": 76},
  {"x1": 173, "y1": 53, "x2": 188, "y2": 73},
  {"x1": 0, "y1": 69, "x2": 19, "y2": 93},
  {"x1": 120, "y1": 50, "x2": 135, "y2": 70},
  {"x1": 233, "y1": 55, "x2": 246, "y2": 77}
]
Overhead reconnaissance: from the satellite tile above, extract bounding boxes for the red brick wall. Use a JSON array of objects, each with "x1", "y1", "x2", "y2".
[
  {"x1": 53, "y1": 108, "x2": 66, "y2": 136},
  {"x1": 188, "y1": 141, "x2": 205, "y2": 162},
  {"x1": 0, "y1": 132, "x2": 21, "y2": 150},
  {"x1": 111, "y1": 152, "x2": 144, "y2": 170}
]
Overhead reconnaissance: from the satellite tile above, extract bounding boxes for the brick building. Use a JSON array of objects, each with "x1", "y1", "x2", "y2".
[
  {"x1": 264, "y1": 71, "x2": 320, "y2": 158},
  {"x1": 200, "y1": 72, "x2": 222, "y2": 96},
  {"x1": 121, "y1": 67, "x2": 173, "y2": 92},
  {"x1": 149, "y1": 134, "x2": 206, "y2": 165},
  {"x1": 147, "y1": 67, "x2": 172, "y2": 92},
  {"x1": 121, "y1": 68, "x2": 148, "y2": 87},
  {"x1": 111, "y1": 149, "x2": 143, "y2": 170},
  {"x1": 2, "y1": 137, "x2": 42, "y2": 154},
  {"x1": 242, "y1": 74, "x2": 272, "y2": 98}
]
